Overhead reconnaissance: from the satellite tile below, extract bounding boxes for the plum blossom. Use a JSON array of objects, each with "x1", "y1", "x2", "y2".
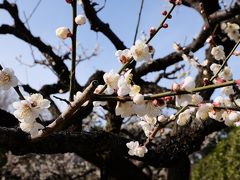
[
  {"x1": 211, "y1": 45, "x2": 226, "y2": 61},
  {"x1": 196, "y1": 103, "x2": 213, "y2": 120},
  {"x1": 208, "y1": 96, "x2": 225, "y2": 121},
  {"x1": 13, "y1": 94, "x2": 50, "y2": 137},
  {"x1": 13, "y1": 100, "x2": 40, "y2": 123},
  {"x1": 133, "y1": 93, "x2": 145, "y2": 105},
  {"x1": 223, "y1": 111, "x2": 240, "y2": 126},
  {"x1": 56, "y1": 27, "x2": 71, "y2": 39},
  {"x1": 13, "y1": 94, "x2": 50, "y2": 123},
  {"x1": 177, "y1": 108, "x2": 193, "y2": 126},
  {"x1": 175, "y1": 94, "x2": 192, "y2": 107},
  {"x1": 115, "y1": 49, "x2": 132, "y2": 64},
  {"x1": 126, "y1": 141, "x2": 148, "y2": 157},
  {"x1": 221, "y1": 86, "x2": 234, "y2": 96},
  {"x1": 0, "y1": 68, "x2": 18, "y2": 90},
  {"x1": 221, "y1": 22, "x2": 240, "y2": 43},
  {"x1": 103, "y1": 69, "x2": 119, "y2": 91},
  {"x1": 129, "y1": 85, "x2": 140, "y2": 97},
  {"x1": 20, "y1": 122, "x2": 44, "y2": 138},
  {"x1": 218, "y1": 66, "x2": 232, "y2": 80},
  {"x1": 117, "y1": 70, "x2": 132, "y2": 97},
  {"x1": 130, "y1": 40, "x2": 152, "y2": 62},
  {"x1": 75, "y1": 15, "x2": 86, "y2": 25},
  {"x1": 181, "y1": 76, "x2": 195, "y2": 91},
  {"x1": 115, "y1": 101, "x2": 135, "y2": 118},
  {"x1": 145, "y1": 101, "x2": 163, "y2": 117},
  {"x1": 210, "y1": 63, "x2": 221, "y2": 75},
  {"x1": 191, "y1": 94, "x2": 203, "y2": 105},
  {"x1": 158, "y1": 115, "x2": 167, "y2": 122}
]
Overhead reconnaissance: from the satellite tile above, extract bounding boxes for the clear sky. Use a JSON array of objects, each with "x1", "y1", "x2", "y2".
[{"x1": 0, "y1": 0, "x2": 239, "y2": 97}]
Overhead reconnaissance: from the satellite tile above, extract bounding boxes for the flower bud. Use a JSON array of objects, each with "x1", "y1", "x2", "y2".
[
  {"x1": 56, "y1": 27, "x2": 71, "y2": 39},
  {"x1": 75, "y1": 15, "x2": 86, "y2": 25}
]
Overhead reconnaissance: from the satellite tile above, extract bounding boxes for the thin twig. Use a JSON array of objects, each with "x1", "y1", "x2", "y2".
[
  {"x1": 133, "y1": 0, "x2": 144, "y2": 44},
  {"x1": 69, "y1": 0, "x2": 78, "y2": 101},
  {"x1": 24, "y1": 0, "x2": 42, "y2": 24},
  {"x1": 93, "y1": 80, "x2": 237, "y2": 101}
]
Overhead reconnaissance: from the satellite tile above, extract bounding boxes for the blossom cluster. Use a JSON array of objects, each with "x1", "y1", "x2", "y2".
[
  {"x1": 115, "y1": 39, "x2": 152, "y2": 64},
  {"x1": 221, "y1": 22, "x2": 240, "y2": 43},
  {"x1": 13, "y1": 94, "x2": 50, "y2": 138}
]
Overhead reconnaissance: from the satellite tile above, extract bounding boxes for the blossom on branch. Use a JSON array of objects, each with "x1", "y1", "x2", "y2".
[
  {"x1": 126, "y1": 141, "x2": 148, "y2": 157},
  {"x1": 211, "y1": 45, "x2": 226, "y2": 61},
  {"x1": 130, "y1": 40, "x2": 152, "y2": 62},
  {"x1": 75, "y1": 15, "x2": 86, "y2": 25},
  {"x1": 56, "y1": 27, "x2": 71, "y2": 39},
  {"x1": 115, "y1": 49, "x2": 132, "y2": 64},
  {"x1": 13, "y1": 93, "x2": 50, "y2": 137},
  {"x1": 0, "y1": 68, "x2": 18, "y2": 90}
]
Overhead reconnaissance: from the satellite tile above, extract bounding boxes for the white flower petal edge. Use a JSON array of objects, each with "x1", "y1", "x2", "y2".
[
  {"x1": 126, "y1": 141, "x2": 148, "y2": 157},
  {"x1": 0, "y1": 68, "x2": 18, "y2": 90}
]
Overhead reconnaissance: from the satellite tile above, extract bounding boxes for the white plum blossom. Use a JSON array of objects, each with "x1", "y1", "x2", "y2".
[
  {"x1": 211, "y1": 45, "x2": 226, "y2": 61},
  {"x1": 145, "y1": 101, "x2": 163, "y2": 117},
  {"x1": 103, "y1": 69, "x2": 119, "y2": 90},
  {"x1": 221, "y1": 86, "x2": 234, "y2": 96},
  {"x1": 115, "y1": 49, "x2": 132, "y2": 64},
  {"x1": 209, "y1": 97, "x2": 225, "y2": 121},
  {"x1": 129, "y1": 85, "x2": 141, "y2": 97},
  {"x1": 133, "y1": 93, "x2": 144, "y2": 105},
  {"x1": 115, "y1": 101, "x2": 135, "y2": 118},
  {"x1": 13, "y1": 100, "x2": 40, "y2": 123},
  {"x1": 126, "y1": 141, "x2": 148, "y2": 157},
  {"x1": 177, "y1": 109, "x2": 193, "y2": 126},
  {"x1": 144, "y1": 115, "x2": 157, "y2": 124},
  {"x1": 235, "y1": 99, "x2": 240, "y2": 107},
  {"x1": 13, "y1": 93, "x2": 50, "y2": 137},
  {"x1": 175, "y1": 94, "x2": 192, "y2": 107},
  {"x1": 218, "y1": 66, "x2": 232, "y2": 80},
  {"x1": 56, "y1": 27, "x2": 71, "y2": 39},
  {"x1": 25, "y1": 94, "x2": 51, "y2": 110},
  {"x1": 0, "y1": 68, "x2": 18, "y2": 90},
  {"x1": 221, "y1": 22, "x2": 240, "y2": 43},
  {"x1": 74, "y1": 91, "x2": 88, "y2": 106},
  {"x1": 181, "y1": 76, "x2": 195, "y2": 91},
  {"x1": 117, "y1": 70, "x2": 133, "y2": 97},
  {"x1": 191, "y1": 94, "x2": 203, "y2": 105},
  {"x1": 196, "y1": 103, "x2": 213, "y2": 120},
  {"x1": 130, "y1": 40, "x2": 151, "y2": 62},
  {"x1": 224, "y1": 111, "x2": 240, "y2": 126},
  {"x1": 210, "y1": 63, "x2": 221, "y2": 75},
  {"x1": 158, "y1": 115, "x2": 167, "y2": 122},
  {"x1": 75, "y1": 15, "x2": 86, "y2": 25},
  {"x1": 20, "y1": 122, "x2": 44, "y2": 138}
]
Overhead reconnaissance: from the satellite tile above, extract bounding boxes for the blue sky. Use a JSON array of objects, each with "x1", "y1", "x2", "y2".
[{"x1": 0, "y1": 0, "x2": 238, "y2": 93}]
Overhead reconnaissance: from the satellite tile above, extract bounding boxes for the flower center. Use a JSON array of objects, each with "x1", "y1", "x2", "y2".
[{"x1": 0, "y1": 72, "x2": 10, "y2": 83}]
